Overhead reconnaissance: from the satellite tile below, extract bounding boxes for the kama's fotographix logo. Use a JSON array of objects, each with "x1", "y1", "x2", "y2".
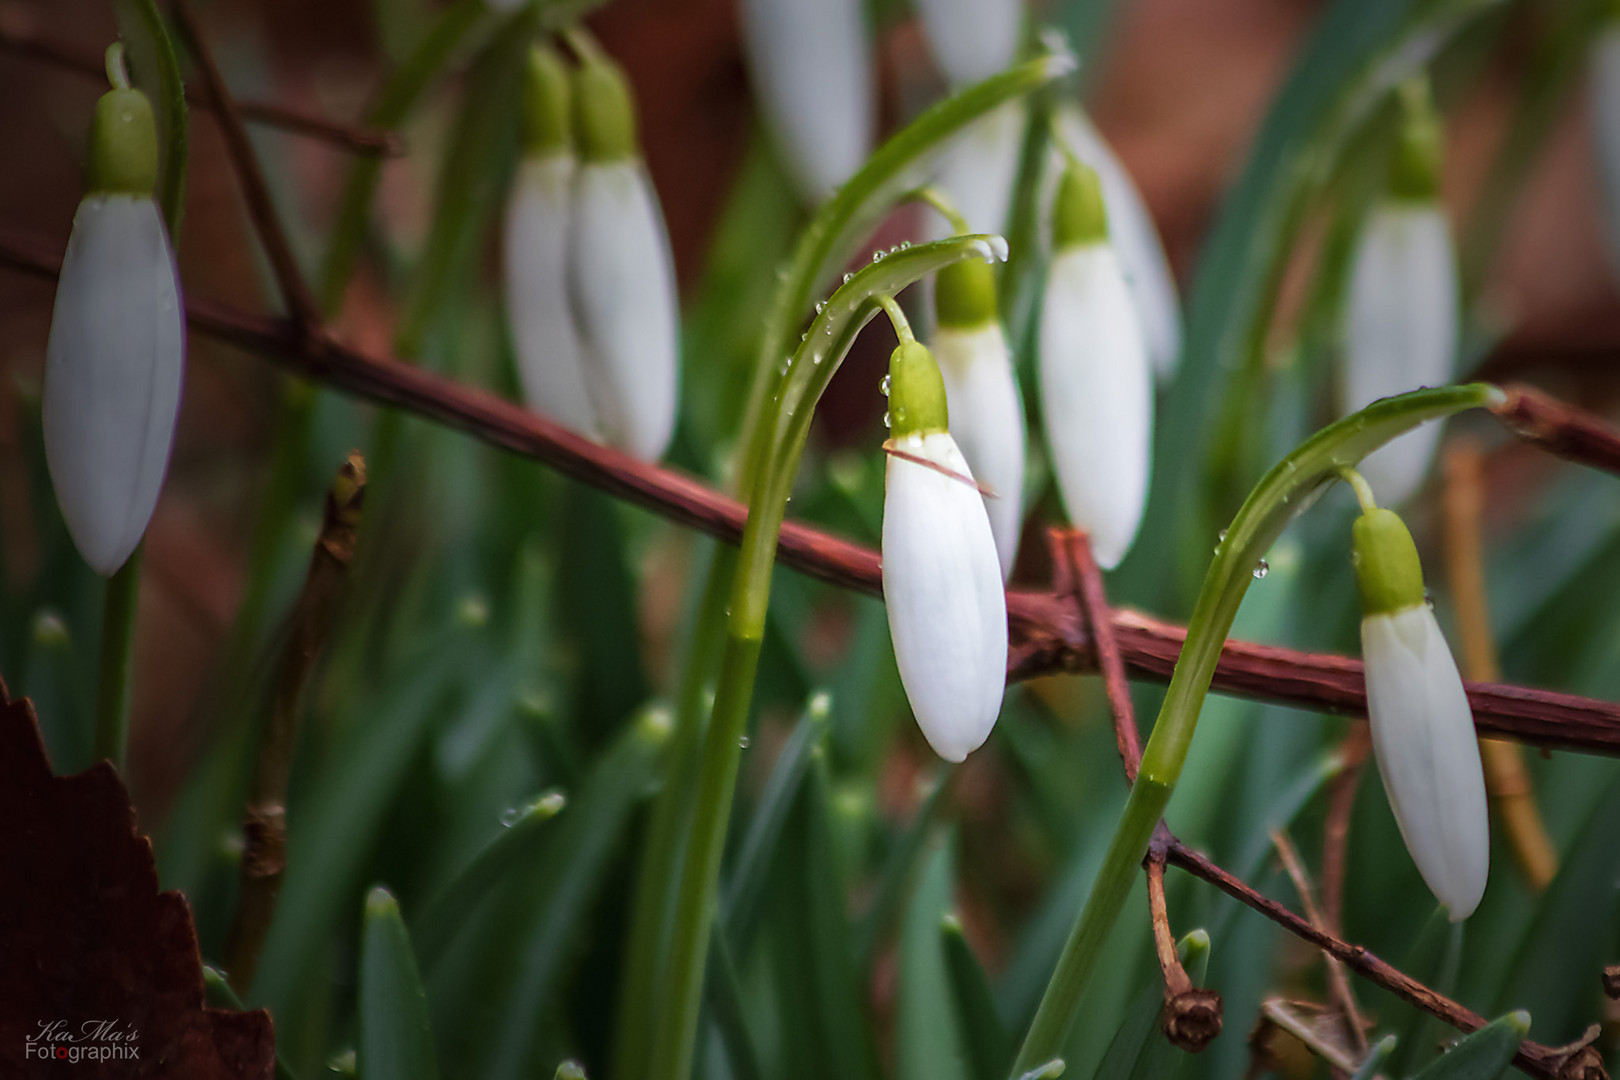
[{"x1": 24, "y1": 1020, "x2": 141, "y2": 1063}]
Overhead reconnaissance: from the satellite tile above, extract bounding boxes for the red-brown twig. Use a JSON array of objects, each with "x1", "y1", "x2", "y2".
[
  {"x1": 1270, "y1": 827, "x2": 1368, "y2": 1058},
  {"x1": 1146, "y1": 847, "x2": 1222, "y2": 1051},
  {"x1": 1319, "y1": 726, "x2": 1369, "y2": 939},
  {"x1": 0, "y1": 221, "x2": 1616, "y2": 755},
  {"x1": 0, "y1": 14, "x2": 400, "y2": 156},
  {"x1": 1051, "y1": 527, "x2": 1142, "y2": 781},
  {"x1": 1492, "y1": 384, "x2": 1620, "y2": 478},
  {"x1": 172, "y1": 1, "x2": 323, "y2": 335}
]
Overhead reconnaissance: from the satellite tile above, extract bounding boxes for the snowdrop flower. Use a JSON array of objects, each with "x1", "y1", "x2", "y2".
[
  {"x1": 931, "y1": 258, "x2": 1025, "y2": 577},
  {"x1": 882, "y1": 338, "x2": 1007, "y2": 762},
  {"x1": 1589, "y1": 17, "x2": 1620, "y2": 272},
  {"x1": 1038, "y1": 161, "x2": 1153, "y2": 570},
  {"x1": 568, "y1": 50, "x2": 680, "y2": 462},
  {"x1": 504, "y1": 45, "x2": 598, "y2": 436},
  {"x1": 1350, "y1": 493, "x2": 1488, "y2": 921},
  {"x1": 44, "y1": 45, "x2": 184, "y2": 576},
  {"x1": 1055, "y1": 107, "x2": 1182, "y2": 380},
  {"x1": 914, "y1": 0, "x2": 1023, "y2": 86},
  {"x1": 740, "y1": 0, "x2": 872, "y2": 202},
  {"x1": 1341, "y1": 79, "x2": 1457, "y2": 506},
  {"x1": 930, "y1": 100, "x2": 1026, "y2": 239}
]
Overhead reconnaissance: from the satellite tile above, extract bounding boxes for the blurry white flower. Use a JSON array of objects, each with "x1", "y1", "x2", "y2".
[
  {"x1": 1341, "y1": 82, "x2": 1456, "y2": 506},
  {"x1": 932, "y1": 260, "x2": 1025, "y2": 577},
  {"x1": 1055, "y1": 107, "x2": 1182, "y2": 380},
  {"x1": 1353, "y1": 505, "x2": 1488, "y2": 921},
  {"x1": 882, "y1": 341, "x2": 1007, "y2": 762},
  {"x1": 1588, "y1": 21, "x2": 1620, "y2": 273},
  {"x1": 914, "y1": 0, "x2": 1023, "y2": 86},
  {"x1": 44, "y1": 48, "x2": 184, "y2": 576},
  {"x1": 740, "y1": 0, "x2": 872, "y2": 202},
  {"x1": 504, "y1": 46, "x2": 598, "y2": 436},
  {"x1": 1038, "y1": 162, "x2": 1153, "y2": 570},
  {"x1": 931, "y1": 100, "x2": 1026, "y2": 239},
  {"x1": 569, "y1": 52, "x2": 680, "y2": 462}
]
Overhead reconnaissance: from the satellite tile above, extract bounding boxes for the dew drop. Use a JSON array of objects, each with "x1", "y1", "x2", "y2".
[
  {"x1": 873, "y1": 250, "x2": 884, "y2": 263},
  {"x1": 1213, "y1": 528, "x2": 1228, "y2": 553},
  {"x1": 882, "y1": 411, "x2": 891, "y2": 429},
  {"x1": 843, "y1": 272, "x2": 854, "y2": 283},
  {"x1": 880, "y1": 374, "x2": 892, "y2": 396},
  {"x1": 815, "y1": 301, "x2": 825, "y2": 314},
  {"x1": 1424, "y1": 589, "x2": 1435, "y2": 610},
  {"x1": 1252, "y1": 559, "x2": 1269, "y2": 580},
  {"x1": 499, "y1": 808, "x2": 520, "y2": 827},
  {"x1": 738, "y1": 735, "x2": 751, "y2": 749}
]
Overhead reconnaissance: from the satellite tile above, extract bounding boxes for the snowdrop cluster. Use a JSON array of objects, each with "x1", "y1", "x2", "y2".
[
  {"x1": 503, "y1": 43, "x2": 680, "y2": 462},
  {"x1": 1341, "y1": 79, "x2": 1458, "y2": 506},
  {"x1": 44, "y1": 45, "x2": 185, "y2": 577},
  {"x1": 1350, "y1": 492, "x2": 1489, "y2": 920},
  {"x1": 881, "y1": 336, "x2": 1008, "y2": 762}
]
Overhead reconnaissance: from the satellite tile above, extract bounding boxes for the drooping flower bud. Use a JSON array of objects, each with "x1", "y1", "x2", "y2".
[
  {"x1": 882, "y1": 340, "x2": 1007, "y2": 762},
  {"x1": 1038, "y1": 161, "x2": 1153, "y2": 570},
  {"x1": 44, "y1": 45, "x2": 185, "y2": 576},
  {"x1": 1352, "y1": 504, "x2": 1488, "y2": 921},
  {"x1": 914, "y1": 0, "x2": 1023, "y2": 86},
  {"x1": 567, "y1": 50, "x2": 680, "y2": 462},
  {"x1": 1341, "y1": 78, "x2": 1458, "y2": 506},
  {"x1": 740, "y1": 0, "x2": 873, "y2": 202},
  {"x1": 1054, "y1": 107, "x2": 1182, "y2": 380},
  {"x1": 503, "y1": 45, "x2": 598, "y2": 436},
  {"x1": 931, "y1": 259, "x2": 1026, "y2": 578}
]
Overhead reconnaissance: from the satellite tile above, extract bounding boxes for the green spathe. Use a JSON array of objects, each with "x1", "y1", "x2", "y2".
[
  {"x1": 1052, "y1": 161, "x2": 1107, "y2": 250},
  {"x1": 522, "y1": 45, "x2": 573, "y2": 156},
  {"x1": 1352, "y1": 507, "x2": 1426, "y2": 616},
  {"x1": 88, "y1": 86, "x2": 158, "y2": 197},
  {"x1": 934, "y1": 258, "x2": 997, "y2": 329},
  {"x1": 1388, "y1": 77, "x2": 1443, "y2": 202},
  {"x1": 574, "y1": 53, "x2": 638, "y2": 163},
  {"x1": 888, "y1": 341, "x2": 949, "y2": 438}
]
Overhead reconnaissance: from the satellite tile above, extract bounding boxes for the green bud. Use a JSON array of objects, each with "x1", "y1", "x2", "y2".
[
  {"x1": 887, "y1": 341, "x2": 949, "y2": 439},
  {"x1": 1052, "y1": 160, "x2": 1107, "y2": 250},
  {"x1": 934, "y1": 258, "x2": 998, "y2": 329},
  {"x1": 1388, "y1": 78, "x2": 1443, "y2": 202},
  {"x1": 87, "y1": 85, "x2": 158, "y2": 196},
  {"x1": 573, "y1": 53, "x2": 637, "y2": 163},
  {"x1": 522, "y1": 45, "x2": 573, "y2": 156},
  {"x1": 1351, "y1": 507, "x2": 1426, "y2": 616}
]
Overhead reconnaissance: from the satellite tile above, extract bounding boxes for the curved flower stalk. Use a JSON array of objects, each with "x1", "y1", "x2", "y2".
[
  {"x1": 914, "y1": 0, "x2": 1023, "y2": 87},
  {"x1": 1038, "y1": 161, "x2": 1153, "y2": 570},
  {"x1": 930, "y1": 257, "x2": 1026, "y2": 577},
  {"x1": 44, "y1": 45, "x2": 185, "y2": 577},
  {"x1": 740, "y1": 0, "x2": 873, "y2": 203},
  {"x1": 1590, "y1": 15, "x2": 1620, "y2": 273},
  {"x1": 1055, "y1": 106, "x2": 1182, "y2": 380},
  {"x1": 504, "y1": 45, "x2": 598, "y2": 436},
  {"x1": 568, "y1": 47, "x2": 680, "y2": 462},
  {"x1": 1349, "y1": 476, "x2": 1489, "y2": 920},
  {"x1": 1341, "y1": 79, "x2": 1458, "y2": 506},
  {"x1": 882, "y1": 332, "x2": 1008, "y2": 761}
]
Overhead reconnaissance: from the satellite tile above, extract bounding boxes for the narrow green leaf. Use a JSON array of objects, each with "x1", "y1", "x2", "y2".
[
  {"x1": 855, "y1": 766, "x2": 954, "y2": 964},
  {"x1": 1350, "y1": 1035, "x2": 1398, "y2": 1080},
  {"x1": 412, "y1": 789, "x2": 567, "y2": 969},
  {"x1": 1091, "y1": 931, "x2": 1209, "y2": 1080},
  {"x1": 1389, "y1": 909, "x2": 1464, "y2": 1078},
  {"x1": 898, "y1": 840, "x2": 970, "y2": 1080},
  {"x1": 359, "y1": 887, "x2": 440, "y2": 1080},
  {"x1": 1407, "y1": 1011, "x2": 1529, "y2": 1080},
  {"x1": 202, "y1": 967, "x2": 301, "y2": 1080},
  {"x1": 705, "y1": 922, "x2": 766, "y2": 1080},
  {"x1": 943, "y1": 913, "x2": 1013, "y2": 1080}
]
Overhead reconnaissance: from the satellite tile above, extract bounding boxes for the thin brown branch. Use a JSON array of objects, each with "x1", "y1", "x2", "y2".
[
  {"x1": 1319, "y1": 726, "x2": 1368, "y2": 938},
  {"x1": 0, "y1": 12, "x2": 400, "y2": 156},
  {"x1": 1492, "y1": 384, "x2": 1620, "y2": 478},
  {"x1": 1270, "y1": 827, "x2": 1368, "y2": 1058},
  {"x1": 1156, "y1": 831, "x2": 1600, "y2": 1080},
  {"x1": 1146, "y1": 847, "x2": 1222, "y2": 1051},
  {"x1": 224, "y1": 451, "x2": 364, "y2": 992},
  {"x1": 1051, "y1": 527, "x2": 1142, "y2": 781},
  {"x1": 1, "y1": 224, "x2": 1618, "y2": 756},
  {"x1": 172, "y1": 1, "x2": 323, "y2": 334}
]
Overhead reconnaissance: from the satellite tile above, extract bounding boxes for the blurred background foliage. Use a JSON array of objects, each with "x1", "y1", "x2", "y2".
[{"x1": 0, "y1": 0, "x2": 1618, "y2": 1077}]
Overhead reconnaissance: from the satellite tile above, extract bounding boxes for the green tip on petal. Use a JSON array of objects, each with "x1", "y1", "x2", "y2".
[
  {"x1": 573, "y1": 52, "x2": 638, "y2": 163},
  {"x1": 522, "y1": 44, "x2": 573, "y2": 156},
  {"x1": 887, "y1": 340, "x2": 949, "y2": 439},
  {"x1": 87, "y1": 83, "x2": 158, "y2": 197},
  {"x1": 1052, "y1": 160, "x2": 1107, "y2": 250},
  {"x1": 1388, "y1": 77, "x2": 1444, "y2": 202},
  {"x1": 934, "y1": 258, "x2": 998, "y2": 329},
  {"x1": 1351, "y1": 507, "x2": 1427, "y2": 616}
]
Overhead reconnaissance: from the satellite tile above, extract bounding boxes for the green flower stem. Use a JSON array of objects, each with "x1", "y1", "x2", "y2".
[
  {"x1": 646, "y1": 238, "x2": 1008, "y2": 1080},
  {"x1": 129, "y1": 0, "x2": 188, "y2": 234},
  {"x1": 1009, "y1": 384, "x2": 1503, "y2": 1076}
]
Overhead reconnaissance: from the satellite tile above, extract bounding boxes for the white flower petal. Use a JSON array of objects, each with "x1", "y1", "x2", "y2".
[
  {"x1": 1362, "y1": 606, "x2": 1489, "y2": 921},
  {"x1": 504, "y1": 156, "x2": 599, "y2": 436},
  {"x1": 43, "y1": 195, "x2": 184, "y2": 576},
  {"x1": 882, "y1": 431, "x2": 1008, "y2": 762},
  {"x1": 914, "y1": 0, "x2": 1022, "y2": 86},
  {"x1": 1055, "y1": 108, "x2": 1183, "y2": 380},
  {"x1": 933, "y1": 322, "x2": 1026, "y2": 578},
  {"x1": 1038, "y1": 244, "x2": 1153, "y2": 570},
  {"x1": 1589, "y1": 25, "x2": 1620, "y2": 274},
  {"x1": 1342, "y1": 201, "x2": 1458, "y2": 505},
  {"x1": 570, "y1": 161, "x2": 680, "y2": 462},
  {"x1": 931, "y1": 100, "x2": 1026, "y2": 238},
  {"x1": 741, "y1": 0, "x2": 872, "y2": 202}
]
